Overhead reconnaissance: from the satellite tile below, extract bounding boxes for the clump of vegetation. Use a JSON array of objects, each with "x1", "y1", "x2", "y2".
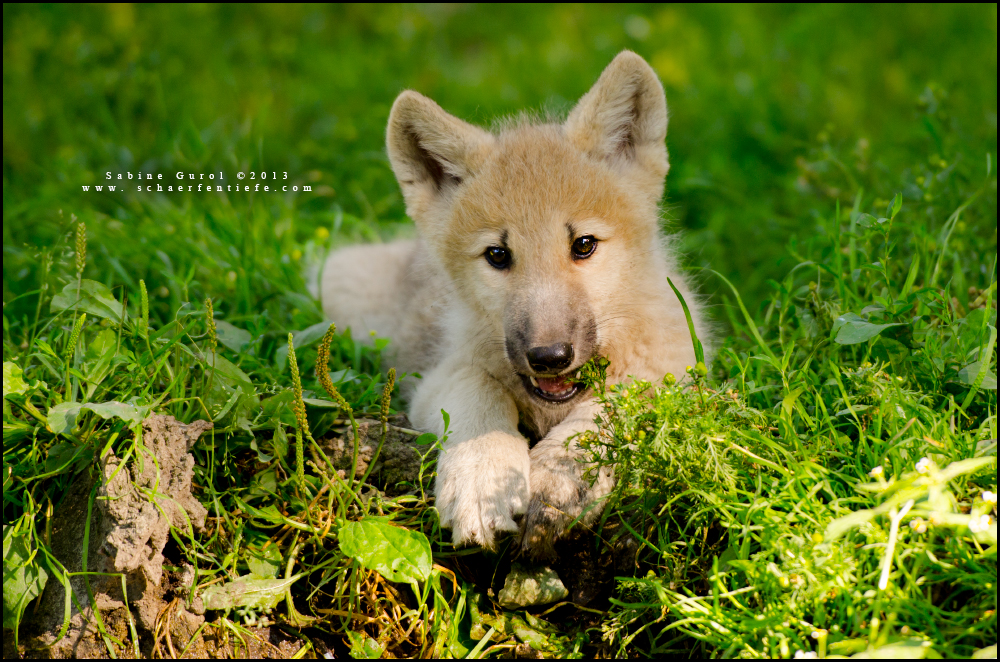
[
  {"x1": 571, "y1": 165, "x2": 997, "y2": 657},
  {"x1": 3, "y1": 4, "x2": 996, "y2": 659}
]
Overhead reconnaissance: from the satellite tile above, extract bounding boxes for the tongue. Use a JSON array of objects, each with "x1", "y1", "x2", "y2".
[{"x1": 536, "y1": 375, "x2": 574, "y2": 394}]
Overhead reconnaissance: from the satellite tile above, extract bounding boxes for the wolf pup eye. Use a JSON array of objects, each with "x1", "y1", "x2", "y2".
[
  {"x1": 485, "y1": 246, "x2": 511, "y2": 269},
  {"x1": 571, "y1": 235, "x2": 597, "y2": 259}
]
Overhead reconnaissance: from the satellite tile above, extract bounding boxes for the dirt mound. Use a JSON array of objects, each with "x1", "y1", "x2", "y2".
[{"x1": 27, "y1": 415, "x2": 212, "y2": 658}]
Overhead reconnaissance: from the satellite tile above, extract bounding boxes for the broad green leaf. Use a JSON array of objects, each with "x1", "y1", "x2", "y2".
[
  {"x1": 246, "y1": 544, "x2": 283, "y2": 579},
  {"x1": 50, "y1": 280, "x2": 127, "y2": 323},
  {"x1": 86, "y1": 327, "x2": 116, "y2": 359},
  {"x1": 413, "y1": 432, "x2": 437, "y2": 446},
  {"x1": 338, "y1": 516, "x2": 432, "y2": 584},
  {"x1": 871, "y1": 336, "x2": 909, "y2": 371},
  {"x1": 302, "y1": 398, "x2": 343, "y2": 408},
  {"x1": 47, "y1": 400, "x2": 149, "y2": 435},
  {"x1": 328, "y1": 368, "x2": 360, "y2": 384},
  {"x1": 957, "y1": 362, "x2": 997, "y2": 389},
  {"x1": 44, "y1": 442, "x2": 92, "y2": 474},
  {"x1": 200, "y1": 574, "x2": 301, "y2": 611},
  {"x1": 347, "y1": 631, "x2": 385, "y2": 659},
  {"x1": 203, "y1": 353, "x2": 254, "y2": 393},
  {"x1": 274, "y1": 321, "x2": 334, "y2": 368},
  {"x1": 210, "y1": 385, "x2": 245, "y2": 422},
  {"x1": 828, "y1": 638, "x2": 869, "y2": 655},
  {"x1": 203, "y1": 353, "x2": 259, "y2": 430},
  {"x1": 82, "y1": 329, "x2": 118, "y2": 393},
  {"x1": 937, "y1": 456, "x2": 997, "y2": 482},
  {"x1": 261, "y1": 389, "x2": 297, "y2": 428},
  {"x1": 780, "y1": 387, "x2": 804, "y2": 420},
  {"x1": 856, "y1": 213, "x2": 879, "y2": 228},
  {"x1": 236, "y1": 498, "x2": 285, "y2": 524},
  {"x1": 851, "y1": 638, "x2": 932, "y2": 659},
  {"x1": 292, "y1": 320, "x2": 334, "y2": 348},
  {"x1": 972, "y1": 645, "x2": 998, "y2": 660},
  {"x1": 34, "y1": 339, "x2": 60, "y2": 359},
  {"x1": 47, "y1": 402, "x2": 83, "y2": 434},
  {"x1": 887, "y1": 192, "x2": 903, "y2": 220},
  {"x1": 3, "y1": 526, "x2": 49, "y2": 630},
  {"x1": 3, "y1": 363, "x2": 28, "y2": 399},
  {"x1": 832, "y1": 313, "x2": 905, "y2": 345},
  {"x1": 214, "y1": 320, "x2": 252, "y2": 353},
  {"x1": 84, "y1": 401, "x2": 149, "y2": 426},
  {"x1": 900, "y1": 253, "x2": 920, "y2": 297}
]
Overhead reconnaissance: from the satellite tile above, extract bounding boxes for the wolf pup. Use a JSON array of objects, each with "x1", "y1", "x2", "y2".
[{"x1": 322, "y1": 51, "x2": 706, "y2": 559}]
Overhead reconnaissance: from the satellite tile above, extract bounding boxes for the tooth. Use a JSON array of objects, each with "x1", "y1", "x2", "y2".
[{"x1": 529, "y1": 376, "x2": 538, "y2": 387}]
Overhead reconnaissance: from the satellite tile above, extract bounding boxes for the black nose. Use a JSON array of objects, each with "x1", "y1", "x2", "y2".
[{"x1": 526, "y1": 342, "x2": 574, "y2": 373}]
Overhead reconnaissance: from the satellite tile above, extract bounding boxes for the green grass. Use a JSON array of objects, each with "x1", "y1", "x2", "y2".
[{"x1": 3, "y1": 4, "x2": 997, "y2": 659}]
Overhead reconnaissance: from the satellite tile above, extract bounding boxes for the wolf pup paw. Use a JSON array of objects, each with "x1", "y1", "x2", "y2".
[
  {"x1": 520, "y1": 460, "x2": 613, "y2": 560},
  {"x1": 435, "y1": 432, "x2": 531, "y2": 549}
]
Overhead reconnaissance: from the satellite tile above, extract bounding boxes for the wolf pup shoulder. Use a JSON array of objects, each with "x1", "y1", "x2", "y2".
[{"x1": 322, "y1": 51, "x2": 707, "y2": 559}]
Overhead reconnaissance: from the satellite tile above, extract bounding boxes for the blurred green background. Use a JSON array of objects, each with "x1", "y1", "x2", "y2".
[{"x1": 3, "y1": 3, "x2": 997, "y2": 324}]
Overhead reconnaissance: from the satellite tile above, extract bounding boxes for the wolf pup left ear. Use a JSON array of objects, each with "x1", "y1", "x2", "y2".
[
  {"x1": 386, "y1": 91, "x2": 494, "y2": 228},
  {"x1": 564, "y1": 50, "x2": 669, "y2": 204}
]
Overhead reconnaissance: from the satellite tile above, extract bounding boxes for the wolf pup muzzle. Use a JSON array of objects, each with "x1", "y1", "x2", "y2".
[{"x1": 520, "y1": 342, "x2": 583, "y2": 402}]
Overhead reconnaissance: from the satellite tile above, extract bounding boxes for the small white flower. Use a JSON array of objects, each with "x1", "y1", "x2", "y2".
[
  {"x1": 869, "y1": 465, "x2": 884, "y2": 478},
  {"x1": 969, "y1": 514, "x2": 993, "y2": 533},
  {"x1": 794, "y1": 651, "x2": 818, "y2": 659},
  {"x1": 983, "y1": 491, "x2": 997, "y2": 505},
  {"x1": 909, "y1": 518, "x2": 928, "y2": 533},
  {"x1": 915, "y1": 457, "x2": 932, "y2": 474}
]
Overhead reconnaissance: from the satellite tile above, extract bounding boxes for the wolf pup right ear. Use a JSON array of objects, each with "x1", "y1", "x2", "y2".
[
  {"x1": 386, "y1": 91, "x2": 494, "y2": 229},
  {"x1": 564, "y1": 50, "x2": 669, "y2": 205}
]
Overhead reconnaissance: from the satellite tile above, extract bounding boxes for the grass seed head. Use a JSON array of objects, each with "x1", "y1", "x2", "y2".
[
  {"x1": 316, "y1": 322, "x2": 352, "y2": 413},
  {"x1": 287, "y1": 333, "x2": 308, "y2": 432},
  {"x1": 139, "y1": 279, "x2": 149, "y2": 337},
  {"x1": 287, "y1": 332, "x2": 309, "y2": 483},
  {"x1": 74, "y1": 216, "x2": 86, "y2": 278},
  {"x1": 205, "y1": 298, "x2": 217, "y2": 354},
  {"x1": 381, "y1": 368, "x2": 396, "y2": 422},
  {"x1": 316, "y1": 322, "x2": 334, "y2": 379},
  {"x1": 65, "y1": 312, "x2": 86, "y2": 360}
]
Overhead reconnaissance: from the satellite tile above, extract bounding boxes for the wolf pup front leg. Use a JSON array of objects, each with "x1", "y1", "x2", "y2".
[
  {"x1": 409, "y1": 357, "x2": 531, "y2": 547},
  {"x1": 520, "y1": 399, "x2": 612, "y2": 560}
]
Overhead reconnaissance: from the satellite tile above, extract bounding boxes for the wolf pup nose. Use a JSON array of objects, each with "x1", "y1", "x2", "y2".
[
  {"x1": 321, "y1": 50, "x2": 708, "y2": 559},
  {"x1": 526, "y1": 343, "x2": 573, "y2": 373}
]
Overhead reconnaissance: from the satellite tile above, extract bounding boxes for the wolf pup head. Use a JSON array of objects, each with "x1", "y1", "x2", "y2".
[{"x1": 386, "y1": 51, "x2": 671, "y2": 406}]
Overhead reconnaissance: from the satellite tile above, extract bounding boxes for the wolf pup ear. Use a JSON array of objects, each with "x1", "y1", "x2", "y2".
[
  {"x1": 386, "y1": 91, "x2": 493, "y2": 225},
  {"x1": 564, "y1": 51, "x2": 669, "y2": 202}
]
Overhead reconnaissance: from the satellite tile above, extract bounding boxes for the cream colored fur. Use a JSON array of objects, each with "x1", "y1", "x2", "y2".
[{"x1": 321, "y1": 51, "x2": 707, "y2": 559}]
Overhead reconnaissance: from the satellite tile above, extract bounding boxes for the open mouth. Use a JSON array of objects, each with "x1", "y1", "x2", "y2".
[{"x1": 520, "y1": 371, "x2": 584, "y2": 403}]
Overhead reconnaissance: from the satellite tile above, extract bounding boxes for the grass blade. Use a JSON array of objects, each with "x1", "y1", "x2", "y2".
[{"x1": 666, "y1": 277, "x2": 705, "y2": 366}]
